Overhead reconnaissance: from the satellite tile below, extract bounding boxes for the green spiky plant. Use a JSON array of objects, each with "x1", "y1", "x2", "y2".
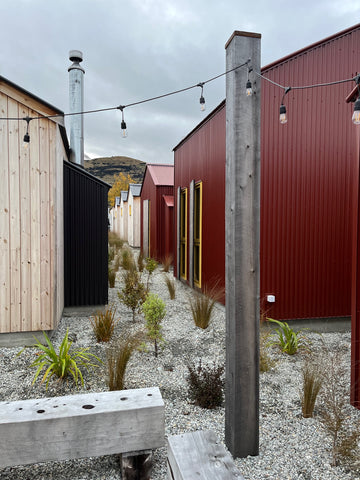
[
  {"x1": 268, "y1": 318, "x2": 309, "y2": 355},
  {"x1": 28, "y1": 329, "x2": 102, "y2": 389}
]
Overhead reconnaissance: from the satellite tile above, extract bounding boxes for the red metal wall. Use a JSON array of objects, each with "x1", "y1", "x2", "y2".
[
  {"x1": 140, "y1": 170, "x2": 174, "y2": 262},
  {"x1": 351, "y1": 127, "x2": 360, "y2": 408},
  {"x1": 174, "y1": 25, "x2": 360, "y2": 320},
  {"x1": 174, "y1": 106, "x2": 226, "y2": 298}
]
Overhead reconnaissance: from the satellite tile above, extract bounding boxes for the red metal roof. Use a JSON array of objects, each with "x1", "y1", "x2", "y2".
[
  {"x1": 163, "y1": 195, "x2": 174, "y2": 207},
  {"x1": 147, "y1": 164, "x2": 174, "y2": 186}
]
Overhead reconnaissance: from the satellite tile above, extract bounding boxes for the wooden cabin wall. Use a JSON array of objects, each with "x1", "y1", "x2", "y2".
[{"x1": 0, "y1": 91, "x2": 63, "y2": 333}]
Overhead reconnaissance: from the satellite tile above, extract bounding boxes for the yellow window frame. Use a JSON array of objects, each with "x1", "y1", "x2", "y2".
[{"x1": 194, "y1": 181, "x2": 202, "y2": 287}]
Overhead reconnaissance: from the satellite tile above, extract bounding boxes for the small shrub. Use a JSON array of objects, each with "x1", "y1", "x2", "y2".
[
  {"x1": 107, "y1": 331, "x2": 143, "y2": 391},
  {"x1": 118, "y1": 269, "x2": 147, "y2": 322},
  {"x1": 187, "y1": 360, "x2": 224, "y2": 409},
  {"x1": 121, "y1": 247, "x2": 136, "y2": 271},
  {"x1": 301, "y1": 357, "x2": 323, "y2": 418},
  {"x1": 90, "y1": 306, "x2": 118, "y2": 343},
  {"x1": 27, "y1": 329, "x2": 102, "y2": 389},
  {"x1": 164, "y1": 275, "x2": 176, "y2": 300},
  {"x1": 268, "y1": 318, "x2": 309, "y2": 355},
  {"x1": 142, "y1": 293, "x2": 166, "y2": 357},
  {"x1": 161, "y1": 255, "x2": 173, "y2": 273},
  {"x1": 108, "y1": 268, "x2": 116, "y2": 288},
  {"x1": 137, "y1": 250, "x2": 145, "y2": 272},
  {"x1": 113, "y1": 254, "x2": 121, "y2": 272},
  {"x1": 189, "y1": 285, "x2": 222, "y2": 329},
  {"x1": 145, "y1": 257, "x2": 158, "y2": 290}
]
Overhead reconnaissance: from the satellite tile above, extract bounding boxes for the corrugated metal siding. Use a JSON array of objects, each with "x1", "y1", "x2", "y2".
[
  {"x1": 174, "y1": 106, "x2": 226, "y2": 299},
  {"x1": 64, "y1": 161, "x2": 109, "y2": 306},
  {"x1": 140, "y1": 166, "x2": 174, "y2": 262},
  {"x1": 174, "y1": 25, "x2": 360, "y2": 319},
  {"x1": 351, "y1": 130, "x2": 360, "y2": 408},
  {"x1": 261, "y1": 27, "x2": 359, "y2": 319}
]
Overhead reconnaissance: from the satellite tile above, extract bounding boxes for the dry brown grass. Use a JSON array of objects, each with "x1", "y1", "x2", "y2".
[
  {"x1": 188, "y1": 284, "x2": 223, "y2": 329},
  {"x1": 164, "y1": 275, "x2": 176, "y2": 300},
  {"x1": 301, "y1": 357, "x2": 323, "y2": 418},
  {"x1": 90, "y1": 306, "x2": 118, "y2": 342}
]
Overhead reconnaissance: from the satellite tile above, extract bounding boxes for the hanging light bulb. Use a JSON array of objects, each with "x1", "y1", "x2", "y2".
[
  {"x1": 118, "y1": 106, "x2": 128, "y2": 138},
  {"x1": 279, "y1": 104, "x2": 287, "y2": 124},
  {"x1": 246, "y1": 80, "x2": 253, "y2": 97},
  {"x1": 198, "y1": 83, "x2": 205, "y2": 112},
  {"x1": 23, "y1": 116, "x2": 31, "y2": 147},
  {"x1": 352, "y1": 97, "x2": 360, "y2": 125},
  {"x1": 279, "y1": 87, "x2": 291, "y2": 124}
]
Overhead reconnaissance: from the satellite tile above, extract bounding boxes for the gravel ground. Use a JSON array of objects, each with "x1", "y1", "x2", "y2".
[{"x1": 0, "y1": 252, "x2": 360, "y2": 480}]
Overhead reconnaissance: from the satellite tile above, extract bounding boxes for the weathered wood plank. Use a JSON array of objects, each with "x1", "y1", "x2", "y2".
[
  {"x1": 39, "y1": 117, "x2": 51, "y2": 329},
  {"x1": 0, "y1": 387, "x2": 164, "y2": 468},
  {"x1": 19, "y1": 105, "x2": 32, "y2": 331},
  {"x1": 8, "y1": 98, "x2": 21, "y2": 330},
  {"x1": 0, "y1": 92, "x2": 10, "y2": 332},
  {"x1": 167, "y1": 430, "x2": 244, "y2": 480},
  {"x1": 30, "y1": 116, "x2": 41, "y2": 330}
]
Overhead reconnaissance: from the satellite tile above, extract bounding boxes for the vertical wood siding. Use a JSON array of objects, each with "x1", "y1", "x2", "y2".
[{"x1": 0, "y1": 90, "x2": 63, "y2": 332}]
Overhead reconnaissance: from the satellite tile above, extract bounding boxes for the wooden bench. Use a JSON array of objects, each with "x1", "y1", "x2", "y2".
[
  {"x1": 167, "y1": 430, "x2": 244, "y2": 480},
  {"x1": 0, "y1": 387, "x2": 164, "y2": 470}
]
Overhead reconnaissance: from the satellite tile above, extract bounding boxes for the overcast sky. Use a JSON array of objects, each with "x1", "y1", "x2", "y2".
[{"x1": 0, "y1": 0, "x2": 359, "y2": 164}]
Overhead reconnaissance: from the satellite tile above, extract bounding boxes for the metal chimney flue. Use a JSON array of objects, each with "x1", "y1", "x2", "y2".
[{"x1": 68, "y1": 50, "x2": 85, "y2": 166}]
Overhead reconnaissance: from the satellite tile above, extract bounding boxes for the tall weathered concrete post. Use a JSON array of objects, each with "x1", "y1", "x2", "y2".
[
  {"x1": 68, "y1": 50, "x2": 85, "y2": 166},
  {"x1": 225, "y1": 31, "x2": 261, "y2": 458}
]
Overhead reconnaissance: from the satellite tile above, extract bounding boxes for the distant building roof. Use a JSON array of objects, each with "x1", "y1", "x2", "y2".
[
  {"x1": 129, "y1": 183, "x2": 142, "y2": 197},
  {"x1": 163, "y1": 195, "x2": 174, "y2": 207},
  {"x1": 121, "y1": 190, "x2": 128, "y2": 202},
  {"x1": 146, "y1": 164, "x2": 174, "y2": 186}
]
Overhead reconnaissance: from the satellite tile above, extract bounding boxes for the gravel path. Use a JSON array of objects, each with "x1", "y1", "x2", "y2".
[{"x1": 0, "y1": 252, "x2": 359, "y2": 479}]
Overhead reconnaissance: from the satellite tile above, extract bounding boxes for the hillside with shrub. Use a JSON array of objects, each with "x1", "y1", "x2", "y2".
[{"x1": 83, "y1": 156, "x2": 146, "y2": 185}]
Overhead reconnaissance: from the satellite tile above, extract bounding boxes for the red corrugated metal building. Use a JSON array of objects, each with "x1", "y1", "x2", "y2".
[
  {"x1": 174, "y1": 24, "x2": 360, "y2": 322},
  {"x1": 140, "y1": 164, "x2": 174, "y2": 262}
]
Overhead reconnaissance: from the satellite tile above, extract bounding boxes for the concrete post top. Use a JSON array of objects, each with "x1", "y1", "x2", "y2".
[{"x1": 225, "y1": 31, "x2": 261, "y2": 49}]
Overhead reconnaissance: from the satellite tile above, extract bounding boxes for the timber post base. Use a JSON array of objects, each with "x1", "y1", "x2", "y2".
[
  {"x1": 167, "y1": 430, "x2": 244, "y2": 480},
  {"x1": 0, "y1": 387, "x2": 164, "y2": 469}
]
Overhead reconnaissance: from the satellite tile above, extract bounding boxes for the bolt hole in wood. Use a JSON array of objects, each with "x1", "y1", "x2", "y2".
[
  {"x1": 37, "y1": 410, "x2": 45, "y2": 414},
  {"x1": 82, "y1": 405, "x2": 95, "y2": 409},
  {"x1": 147, "y1": 394, "x2": 152, "y2": 396},
  {"x1": 120, "y1": 397, "x2": 127, "y2": 401}
]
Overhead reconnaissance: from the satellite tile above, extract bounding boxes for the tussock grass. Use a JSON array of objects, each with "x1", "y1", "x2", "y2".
[
  {"x1": 301, "y1": 358, "x2": 323, "y2": 418},
  {"x1": 107, "y1": 331, "x2": 143, "y2": 391},
  {"x1": 164, "y1": 275, "x2": 176, "y2": 300},
  {"x1": 188, "y1": 284, "x2": 222, "y2": 329},
  {"x1": 90, "y1": 306, "x2": 118, "y2": 342}
]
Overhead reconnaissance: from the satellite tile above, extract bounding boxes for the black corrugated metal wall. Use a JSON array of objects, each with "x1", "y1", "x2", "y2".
[{"x1": 64, "y1": 161, "x2": 109, "y2": 306}]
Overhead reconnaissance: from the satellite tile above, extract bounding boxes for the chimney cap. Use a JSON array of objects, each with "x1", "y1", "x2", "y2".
[{"x1": 69, "y1": 50, "x2": 83, "y2": 63}]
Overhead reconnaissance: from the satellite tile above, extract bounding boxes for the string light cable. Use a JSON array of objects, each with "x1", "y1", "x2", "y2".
[
  {"x1": 251, "y1": 69, "x2": 359, "y2": 124},
  {"x1": 0, "y1": 59, "x2": 251, "y2": 143}
]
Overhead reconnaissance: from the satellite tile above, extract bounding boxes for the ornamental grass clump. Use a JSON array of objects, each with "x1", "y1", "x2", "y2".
[
  {"x1": 189, "y1": 284, "x2": 222, "y2": 329},
  {"x1": 301, "y1": 357, "x2": 323, "y2": 418},
  {"x1": 268, "y1": 318, "x2": 309, "y2": 355},
  {"x1": 259, "y1": 322, "x2": 276, "y2": 373},
  {"x1": 107, "y1": 330, "x2": 143, "y2": 391},
  {"x1": 27, "y1": 329, "x2": 102, "y2": 389},
  {"x1": 186, "y1": 360, "x2": 225, "y2": 409},
  {"x1": 161, "y1": 254, "x2": 173, "y2": 273},
  {"x1": 90, "y1": 306, "x2": 118, "y2": 343},
  {"x1": 108, "y1": 267, "x2": 116, "y2": 288},
  {"x1": 108, "y1": 231, "x2": 124, "y2": 250},
  {"x1": 118, "y1": 269, "x2": 147, "y2": 322},
  {"x1": 121, "y1": 247, "x2": 136, "y2": 271},
  {"x1": 164, "y1": 274, "x2": 176, "y2": 300},
  {"x1": 137, "y1": 249, "x2": 145, "y2": 272},
  {"x1": 142, "y1": 293, "x2": 166, "y2": 358}
]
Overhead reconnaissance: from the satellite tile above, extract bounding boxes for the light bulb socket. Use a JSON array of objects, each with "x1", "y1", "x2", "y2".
[{"x1": 23, "y1": 133, "x2": 30, "y2": 143}]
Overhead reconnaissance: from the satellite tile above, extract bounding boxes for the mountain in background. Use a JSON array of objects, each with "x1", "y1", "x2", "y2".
[{"x1": 83, "y1": 155, "x2": 146, "y2": 186}]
